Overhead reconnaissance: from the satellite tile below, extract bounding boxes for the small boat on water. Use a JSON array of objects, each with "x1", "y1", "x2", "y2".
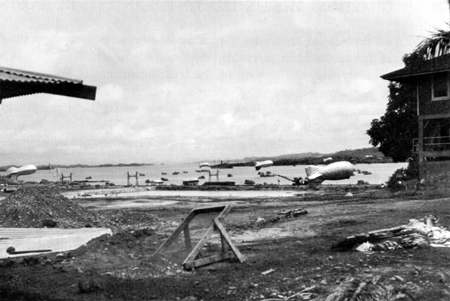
[
  {"x1": 161, "y1": 177, "x2": 169, "y2": 181},
  {"x1": 210, "y1": 164, "x2": 233, "y2": 169},
  {"x1": 182, "y1": 179, "x2": 199, "y2": 186},
  {"x1": 139, "y1": 173, "x2": 145, "y2": 176},
  {"x1": 146, "y1": 179, "x2": 164, "y2": 186},
  {"x1": 210, "y1": 160, "x2": 234, "y2": 169},
  {"x1": 173, "y1": 172, "x2": 179, "y2": 175}
]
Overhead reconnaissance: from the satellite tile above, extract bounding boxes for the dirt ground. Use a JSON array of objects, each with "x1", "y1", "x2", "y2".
[{"x1": 2, "y1": 185, "x2": 450, "y2": 300}]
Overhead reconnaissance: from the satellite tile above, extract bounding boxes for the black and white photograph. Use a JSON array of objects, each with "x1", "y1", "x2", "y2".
[{"x1": 1, "y1": 1, "x2": 450, "y2": 300}]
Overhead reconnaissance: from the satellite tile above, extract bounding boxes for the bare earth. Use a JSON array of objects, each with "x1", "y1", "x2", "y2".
[{"x1": 1, "y1": 185, "x2": 450, "y2": 300}]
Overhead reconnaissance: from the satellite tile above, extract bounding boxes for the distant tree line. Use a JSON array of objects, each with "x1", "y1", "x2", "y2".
[
  {"x1": 231, "y1": 147, "x2": 391, "y2": 167},
  {"x1": 3, "y1": 163, "x2": 155, "y2": 171}
]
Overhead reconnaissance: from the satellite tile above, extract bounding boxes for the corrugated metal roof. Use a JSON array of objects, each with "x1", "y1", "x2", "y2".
[
  {"x1": 0, "y1": 66, "x2": 96, "y2": 102},
  {"x1": 0, "y1": 66, "x2": 82, "y2": 84},
  {"x1": 381, "y1": 54, "x2": 450, "y2": 81}
]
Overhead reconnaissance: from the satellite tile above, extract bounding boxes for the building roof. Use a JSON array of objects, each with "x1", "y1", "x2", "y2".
[
  {"x1": 381, "y1": 53, "x2": 450, "y2": 81},
  {"x1": 0, "y1": 67, "x2": 96, "y2": 103}
]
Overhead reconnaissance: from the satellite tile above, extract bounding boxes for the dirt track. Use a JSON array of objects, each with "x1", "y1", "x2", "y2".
[{"x1": 2, "y1": 185, "x2": 450, "y2": 300}]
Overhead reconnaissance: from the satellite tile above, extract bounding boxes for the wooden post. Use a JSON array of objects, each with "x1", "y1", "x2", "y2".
[
  {"x1": 184, "y1": 224, "x2": 192, "y2": 250},
  {"x1": 60, "y1": 173, "x2": 73, "y2": 183},
  {"x1": 127, "y1": 171, "x2": 139, "y2": 186}
]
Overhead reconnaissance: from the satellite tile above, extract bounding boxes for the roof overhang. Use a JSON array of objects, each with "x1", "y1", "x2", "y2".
[
  {"x1": 381, "y1": 54, "x2": 450, "y2": 82},
  {"x1": 0, "y1": 67, "x2": 96, "y2": 104}
]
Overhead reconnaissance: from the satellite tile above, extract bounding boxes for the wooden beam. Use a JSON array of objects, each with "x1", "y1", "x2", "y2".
[
  {"x1": 419, "y1": 113, "x2": 450, "y2": 121},
  {"x1": 184, "y1": 224, "x2": 192, "y2": 251},
  {"x1": 419, "y1": 118, "x2": 424, "y2": 165},
  {"x1": 183, "y1": 251, "x2": 235, "y2": 270},
  {"x1": 182, "y1": 226, "x2": 215, "y2": 268},
  {"x1": 42, "y1": 84, "x2": 97, "y2": 101},
  {"x1": 153, "y1": 210, "x2": 196, "y2": 255},
  {"x1": 422, "y1": 150, "x2": 450, "y2": 157},
  {"x1": 191, "y1": 205, "x2": 228, "y2": 215},
  {"x1": 214, "y1": 218, "x2": 246, "y2": 263}
]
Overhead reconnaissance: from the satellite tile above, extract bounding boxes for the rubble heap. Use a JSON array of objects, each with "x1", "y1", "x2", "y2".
[{"x1": 0, "y1": 186, "x2": 113, "y2": 229}]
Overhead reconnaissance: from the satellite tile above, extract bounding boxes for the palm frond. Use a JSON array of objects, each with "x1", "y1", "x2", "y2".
[{"x1": 413, "y1": 26, "x2": 450, "y2": 61}]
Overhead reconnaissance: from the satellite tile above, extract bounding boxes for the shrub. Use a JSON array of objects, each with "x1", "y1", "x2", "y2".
[{"x1": 386, "y1": 155, "x2": 419, "y2": 191}]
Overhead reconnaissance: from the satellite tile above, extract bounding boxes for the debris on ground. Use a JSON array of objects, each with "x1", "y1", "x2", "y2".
[
  {"x1": 261, "y1": 268, "x2": 275, "y2": 275},
  {"x1": 0, "y1": 186, "x2": 116, "y2": 230},
  {"x1": 102, "y1": 209, "x2": 165, "y2": 231},
  {"x1": 332, "y1": 215, "x2": 450, "y2": 252},
  {"x1": 325, "y1": 277, "x2": 397, "y2": 301},
  {"x1": 255, "y1": 208, "x2": 308, "y2": 228},
  {"x1": 61, "y1": 228, "x2": 182, "y2": 279},
  {"x1": 278, "y1": 208, "x2": 308, "y2": 218}
]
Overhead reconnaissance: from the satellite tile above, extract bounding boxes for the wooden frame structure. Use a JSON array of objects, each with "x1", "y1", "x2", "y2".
[
  {"x1": 60, "y1": 173, "x2": 73, "y2": 183},
  {"x1": 127, "y1": 171, "x2": 139, "y2": 186},
  {"x1": 153, "y1": 205, "x2": 245, "y2": 270}
]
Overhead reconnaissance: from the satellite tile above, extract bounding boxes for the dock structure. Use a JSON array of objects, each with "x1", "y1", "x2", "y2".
[
  {"x1": 60, "y1": 173, "x2": 73, "y2": 183},
  {"x1": 208, "y1": 169, "x2": 219, "y2": 181},
  {"x1": 127, "y1": 171, "x2": 139, "y2": 186}
]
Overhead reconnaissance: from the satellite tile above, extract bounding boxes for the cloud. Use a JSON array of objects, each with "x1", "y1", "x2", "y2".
[{"x1": 0, "y1": 1, "x2": 447, "y2": 164}]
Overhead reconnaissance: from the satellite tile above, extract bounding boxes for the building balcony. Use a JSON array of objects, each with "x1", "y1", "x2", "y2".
[{"x1": 414, "y1": 136, "x2": 450, "y2": 153}]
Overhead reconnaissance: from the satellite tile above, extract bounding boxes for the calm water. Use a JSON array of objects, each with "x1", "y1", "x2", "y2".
[{"x1": 17, "y1": 162, "x2": 407, "y2": 186}]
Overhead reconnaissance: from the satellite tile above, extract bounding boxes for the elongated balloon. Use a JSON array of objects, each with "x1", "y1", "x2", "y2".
[{"x1": 255, "y1": 160, "x2": 273, "y2": 171}]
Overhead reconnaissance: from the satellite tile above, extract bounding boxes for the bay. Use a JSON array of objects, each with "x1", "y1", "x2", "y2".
[{"x1": 19, "y1": 162, "x2": 408, "y2": 186}]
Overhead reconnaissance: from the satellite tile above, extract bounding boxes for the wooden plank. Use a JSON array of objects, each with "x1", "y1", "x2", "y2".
[
  {"x1": 221, "y1": 233, "x2": 227, "y2": 253},
  {"x1": 42, "y1": 84, "x2": 97, "y2": 101},
  {"x1": 214, "y1": 218, "x2": 245, "y2": 263},
  {"x1": 419, "y1": 113, "x2": 450, "y2": 121},
  {"x1": 182, "y1": 226, "x2": 215, "y2": 268},
  {"x1": 184, "y1": 224, "x2": 192, "y2": 250},
  {"x1": 153, "y1": 210, "x2": 196, "y2": 255},
  {"x1": 183, "y1": 251, "x2": 234, "y2": 270},
  {"x1": 217, "y1": 205, "x2": 231, "y2": 218},
  {"x1": 422, "y1": 150, "x2": 450, "y2": 157},
  {"x1": 191, "y1": 205, "x2": 227, "y2": 215}
]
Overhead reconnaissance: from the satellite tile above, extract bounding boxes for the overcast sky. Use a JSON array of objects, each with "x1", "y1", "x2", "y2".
[{"x1": 0, "y1": 1, "x2": 448, "y2": 165}]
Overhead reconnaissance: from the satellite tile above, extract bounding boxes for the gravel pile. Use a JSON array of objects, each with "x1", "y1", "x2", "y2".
[
  {"x1": 0, "y1": 186, "x2": 113, "y2": 229},
  {"x1": 103, "y1": 209, "x2": 164, "y2": 230}
]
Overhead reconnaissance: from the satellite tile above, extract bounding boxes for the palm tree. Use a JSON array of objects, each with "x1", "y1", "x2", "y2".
[
  {"x1": 413, "y1": 28, "x2": 450, "y2": 60},
  {"x1": 401, "y1": 27, "x2": 450, "y2": 66}
]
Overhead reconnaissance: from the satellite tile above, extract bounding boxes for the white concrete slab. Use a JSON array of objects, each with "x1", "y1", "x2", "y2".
[{"x1": 0, "y1": 228, "x2": 112, "y2": 259}]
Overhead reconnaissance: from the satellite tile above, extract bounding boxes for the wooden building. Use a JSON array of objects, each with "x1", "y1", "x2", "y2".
[{"x1": 382, "y1": 53, "x2": 450, "y2": 181}]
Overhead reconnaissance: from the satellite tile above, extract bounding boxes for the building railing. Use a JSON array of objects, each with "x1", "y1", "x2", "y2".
[{"x1": 414, "y1": 136, "x2": 450, "y2": 152}]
